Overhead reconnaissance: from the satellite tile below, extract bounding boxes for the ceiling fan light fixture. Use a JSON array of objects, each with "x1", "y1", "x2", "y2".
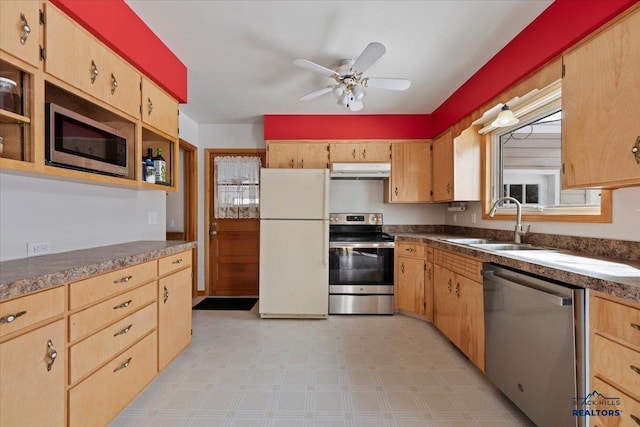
[
  {"x1": 348, "y1": 100, "x2": 364, "y2": 112},
  {"x1": 333, "y1": 84, "x2": 345, "y2": 98},
  {"x1": 352, "y1": 85, "x2": 365, "y2": 101},
  {"x1": 491, "y1": 104, "x2": 519, "y2": 127},
  {"x1": 337, "y1": 92, "x2": 349, "y2": 106}
]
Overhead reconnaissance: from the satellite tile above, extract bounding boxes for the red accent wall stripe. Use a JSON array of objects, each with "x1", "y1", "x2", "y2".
[
  {"x1": 431, "y1": 0, "x2": 638, "y2": 136},
  {"x1": 263, "y1": 115, "x2": 433, "y2": 140},
  {"x1": 50, "y1": 0, "x2": 187, "y2": 103}
]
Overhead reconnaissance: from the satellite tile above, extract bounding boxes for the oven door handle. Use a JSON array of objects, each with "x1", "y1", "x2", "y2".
[{"x1": 329, "y1": 242, "x2": 395, "y2": 249}]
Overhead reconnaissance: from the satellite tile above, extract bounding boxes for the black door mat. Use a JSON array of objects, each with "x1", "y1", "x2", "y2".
[{"x1": 192, "y1": 298, "x2": 258, "y2": 311}]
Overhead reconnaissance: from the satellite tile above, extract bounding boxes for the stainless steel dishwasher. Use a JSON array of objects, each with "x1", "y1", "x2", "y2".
[{"x1": 483, "y1": 264, "x2": 585, "y2": 427}]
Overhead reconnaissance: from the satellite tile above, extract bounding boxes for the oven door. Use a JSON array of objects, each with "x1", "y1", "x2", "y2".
[{"x1": 328, "y1": 242, "x2": 394, "y2": 286}]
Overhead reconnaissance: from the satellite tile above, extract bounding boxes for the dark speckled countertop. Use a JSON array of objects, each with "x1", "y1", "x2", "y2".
[
  {"x1": 0, "y1": 241, "x2": 196, "y2": 301},
  {"x1": 393, "y1": 232, "x2": 640, "y2": 302}
]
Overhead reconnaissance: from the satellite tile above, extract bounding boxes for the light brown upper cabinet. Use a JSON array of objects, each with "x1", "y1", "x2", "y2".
[
  {"x1": 384, "y1": 141, "x2": 432, "y2": 203},
  {"x1": 266, "y1": 141, "x2": 328, "y2": 169},
  {"x1": 432, "y1": 128, "x2": 481, "y2": 202},
  {"x1": 562, "y1": 6, "x2": 640, "y2": 188},
  {"x1": 0, "y1": 0, "x2": 41, "y2": 67},
  {"x1": 45, "y1": 3, "x2": 142, "y2": 119},
  {"x1": 141, "y1": 76, "x2": 178, "y2": 138},
  {"x1": 329, "y1": 141, "x2": 390, "y2": 162}
]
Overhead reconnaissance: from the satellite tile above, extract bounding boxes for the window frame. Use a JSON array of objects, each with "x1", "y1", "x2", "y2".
[{"x1": 481, "y1": 93, "x2": 612, "y2": 223}]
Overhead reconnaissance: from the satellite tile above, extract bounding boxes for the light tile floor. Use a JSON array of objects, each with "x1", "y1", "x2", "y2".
[{"x1": 111, "y1": 304, "x2": 535, "y2": 427}]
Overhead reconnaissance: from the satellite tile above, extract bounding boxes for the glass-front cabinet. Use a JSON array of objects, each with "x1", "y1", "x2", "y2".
[{"x1": 0, "y1": 59, "x2": 33, "y2": 164}]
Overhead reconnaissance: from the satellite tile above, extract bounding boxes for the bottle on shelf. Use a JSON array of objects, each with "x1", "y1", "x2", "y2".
[
  {"x1": 143, "y1": 148, "x2": 155, "y2": 183},
  {"x1": 153, "y1": 148, "x2": 167, "y2": 184}
]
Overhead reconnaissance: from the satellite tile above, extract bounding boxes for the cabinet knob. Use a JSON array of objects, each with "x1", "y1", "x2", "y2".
[
  {"x1": 111, "y1": 73, "x2": 118, "y2": 94},
  {"x1": 0, "y1": 310, "x2": 27, "y2": 324},
  {"x1": 90, "y1": 60, "x2": 99, "y2": 84},
  {"x1": 20, "y1": 13, "x2": 31, "y2": 45},
  {"x1": 46, "y1": 339, "x2": 58, "y2": 372},
  {"x1": 147, "y1": 97, "x2": 154, "y2": 115}
]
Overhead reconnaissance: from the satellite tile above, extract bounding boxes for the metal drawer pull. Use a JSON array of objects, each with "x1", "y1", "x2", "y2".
[
  {"x1": 400, "y1": 263, "x2": 405, "y2": 273},
  {"x1": 633, "y1": 137, "x2": 640, "y2": 164},
  {"x1": 114, "y1": 324, "x2": 132, "y2": 337},
  {"x1": 631, "y1": 414, "x2": 640, "y2": 425},
  {"x1": 91, "y1": 60, "x2": 99, "y2": 83},
  {"x1": 111, "y1": 73, "x2": 118, "y2": 94},
  {"x1": 46, "y1": 339, "x2": 57, "y2": 371},
  {"x1": 447, "y1": 279, "x2": 452, "y2": 292},
  {"x1": 362, "y1": 149, "x2": 366, "y2": 159},
  {"x1": 631, "y1": 323, "x2": 640, "y2": 331},
  {"x1": 20, "y1": 13, "x2": 31, "y2": 45},
  {"x1": 147, "y1": 97, "x2": 154, "y2": 115},
  {"x1": 631, "y1": 365, "x2": 640, "y2": 375},
  {"x1": 352, "y1": 149, "x2": 356, "y2": 159},
  {"x1": 172, "y1": 259, "x2": 183, "y2": 265},
  {"x1": 113, "y1": 300, "x2": 132, "y2": 310},
  {"x1": 394, "y1": 187, "x2": 398, "y2": 196},
  {"x1": 0, "y1": 310, "x2": 27, "y2": 323},
  {"x1": 113, "y1": 275, "x2": 133, "y2": 284},
  {"x1": 163, "y1": 285, "x2": 169, "y2": 303},
  {"x1": 455, "y1": 283, "x2": 460, "y2": 297},
  {"x1": 113, "y1": 357, "x2": 132, "y2": 373}
]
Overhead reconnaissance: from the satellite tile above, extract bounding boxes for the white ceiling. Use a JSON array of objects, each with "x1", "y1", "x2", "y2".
[{"x1": 125, "y1": 1, "x2": 553, "y2": 125}]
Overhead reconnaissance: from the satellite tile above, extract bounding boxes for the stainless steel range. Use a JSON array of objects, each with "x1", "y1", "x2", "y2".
[{"x1": 328, "y1": 213, "x2": 394, "y2": 314}]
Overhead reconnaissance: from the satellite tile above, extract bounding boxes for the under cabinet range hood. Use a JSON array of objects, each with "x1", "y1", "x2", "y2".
[{"x1": 330, "y1": 162, "x2": 391, "y2": 179}]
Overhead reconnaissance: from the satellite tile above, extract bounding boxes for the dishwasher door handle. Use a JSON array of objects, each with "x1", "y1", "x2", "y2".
[{"x1": 486, "y1": 271, "x2": 573, "y2": 306}]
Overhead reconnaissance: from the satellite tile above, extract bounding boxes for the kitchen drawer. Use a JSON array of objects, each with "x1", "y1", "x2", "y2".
[
  {"x1": 591, "y1": 294, "x2": 640, "y2": 348},
  {"x1": 397, "y1": 242, "x2": 425, "y2": 258},
  {"x1": 69, "y1": 260, "x2": 156, "y2": 309},
  {"x1": 69, "y1": 302, "x2": 156, "y2": 384},
  {"x1": 425, "y1": 246, "x2": 434, "y2": 262},
  {"x1": 68, "y1": 331, "x2": 157, "y2": 427},
  {"x1": 592, "y1": 333, "x2": 640, "y2": 399},
  {"x1": 0, "y1": 286, "x2": 65, "y2": 338},
  {"x1": 158, "y1": 249, "x2": 192, "y2": 277},
  {"x1": 590, "y1": 377, "x2": 638, "y2": 427},
  {"x1": 435, "y1": 249, "x2": 482, "y2": 283},
  {"x1": 69, "y1": 281, "x2": 156, "y2": 342}
]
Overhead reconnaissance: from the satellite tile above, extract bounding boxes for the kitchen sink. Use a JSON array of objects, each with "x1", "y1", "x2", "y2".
[
  {"x1": 469, "y1": 243, "x2": 550, "y2": 251},
  {"x1": 441, "y1": 238, "x2": 503, "y2": 245}
]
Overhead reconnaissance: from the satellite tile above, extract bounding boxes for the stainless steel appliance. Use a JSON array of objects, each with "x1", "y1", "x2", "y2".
[
  {"x1": 329, "y1": 213, "x2": 394, "y2": 314},
  {"x1": 45, "y1": 103, "x2": 128, "y2": 177},
  {"x1": 483, "y1": 264, "x2": 585, "y2": 427}
]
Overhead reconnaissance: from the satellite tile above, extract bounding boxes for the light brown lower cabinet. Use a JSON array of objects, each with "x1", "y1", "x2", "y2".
[
  {"x1": 69, "y1": 332, "x2": 158, "y2": 427},
  {"x1": 0, "y1": 319, "x2": 66, "y2": 427},
  {"x1": 159, "y1": 266, "x2": 193, "y2": 370},
  {"x1": 433, "y1": 249, "x2": 484, "y2": 371}
]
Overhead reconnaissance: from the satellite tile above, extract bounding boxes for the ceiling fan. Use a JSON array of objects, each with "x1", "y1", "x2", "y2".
[{"x1": 294, "y1": 42, "x2": 411, "y2": 112}]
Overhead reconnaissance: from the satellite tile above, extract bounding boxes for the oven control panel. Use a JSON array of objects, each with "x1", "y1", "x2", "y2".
[{"x1": 329, "y1": 213, "x2": 383, "y2": 225}]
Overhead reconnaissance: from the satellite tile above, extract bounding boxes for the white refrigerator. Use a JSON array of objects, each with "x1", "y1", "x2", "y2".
[{"x1": 259, "y1": 168, "x2": 330, "y2": 318}]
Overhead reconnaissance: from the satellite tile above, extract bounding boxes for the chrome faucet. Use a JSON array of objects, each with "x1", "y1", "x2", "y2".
[{"x1": 489, "y1": 196, "x2": 530, "y2": 243}]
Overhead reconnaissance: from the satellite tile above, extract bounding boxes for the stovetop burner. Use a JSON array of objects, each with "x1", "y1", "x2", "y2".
[{"x1": 329, "y1": 213, "x2": 393, "y2": 243}]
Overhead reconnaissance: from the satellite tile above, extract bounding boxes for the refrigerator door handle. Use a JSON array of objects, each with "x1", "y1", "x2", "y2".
[{"x1": 323, "y1": 222, "x2": 329, "y2": 266}]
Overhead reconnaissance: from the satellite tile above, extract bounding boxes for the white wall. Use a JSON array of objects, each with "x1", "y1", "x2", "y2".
[
  {"x1": 330, "y1": 180, "x2": 445, "y2": 224},
  {"x1": 166, "y1": 149, "x2": 185, "y2": 232},
  {"x1": 444, "y1": 186, "x2": 640, "y2": 241},
  {"x1": 0, "y1": 172, "x2": 166, "y2": 261}
]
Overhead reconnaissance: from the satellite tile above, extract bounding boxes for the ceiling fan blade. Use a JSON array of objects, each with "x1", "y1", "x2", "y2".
[
  {"x1": 299, "y1": 86, "x2": 333, "y2": 101},
  {"x1": 364, "y1": 77, "x2": 411, "y2": 91},
  {"x1": 293, "y1": 59, "x2": 337, "y2": 77},
  {"x1": 352, "y1": 42, "x2": 386, "y2": 73}
]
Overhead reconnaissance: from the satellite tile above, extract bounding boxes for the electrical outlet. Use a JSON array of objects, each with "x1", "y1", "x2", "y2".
[
  {"x1": 27, "y1": 241, "x2": 51, "y2": 257},
  {"x1": 148, "y1": 211, "x2": 159, "y2": 225}
]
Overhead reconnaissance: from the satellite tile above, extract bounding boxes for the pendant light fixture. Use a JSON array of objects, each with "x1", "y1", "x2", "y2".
[{"x1": 491, "y1": 104, "x2": 519, "y2": 127}]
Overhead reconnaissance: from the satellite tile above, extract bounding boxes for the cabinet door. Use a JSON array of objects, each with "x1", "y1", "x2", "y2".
[
  {"x1": 432, "y1": 131, "x2": 454, "y2": 202},
  {"x1": 329, "y1": 142, "x2": 359, "y2": 162},
  {"x1": 397, "y1": 256, "x2": 424, "y2": 315},
  {"x1": 0, "y1": 0, "x2": 41, "y2": 67},
  {"x1": 297, "y1": 142, "x2": 328, "y2": 168},
  {"x1": 267, "y1": 142, "x2": 298, "y2": 168},
  {"x1": 141, "y1": 76, "x2": 178, "y2": 138},
  {"x1": 158, "y1": 267, "x2": 192, "y2": 370},
  {"x1": 361, "y1": 142, "x2": 390, "y2": 162},
  {"x1": 388, "y1": 142, "x2": 432, "y2": 202},
  {"x1": 103, "y1": 54, "x2": 141, "y2": 118},
  {"x1": 0, "y1": 320, "x2": 65, "y2": 427},
  {"x1": 433, "y1": 265, "x2": 460, "y2": 346},
  {"x1": 458, "y1": 276, "x2": 484, "y2": 371},
  {"x1": 45, "y1": 4, "x2": 104, "y2": 99},
  {"x1": 562, "y1": 8, "x2": 640, "y2": 188},
  {"x1": 424, "y1": 261, "x2": 434, "y2": 322}
]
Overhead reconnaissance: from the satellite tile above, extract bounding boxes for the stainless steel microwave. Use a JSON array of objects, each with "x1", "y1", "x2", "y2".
[{"x1": 45, "y1": 103, "x2": 128, "y2": 177}]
